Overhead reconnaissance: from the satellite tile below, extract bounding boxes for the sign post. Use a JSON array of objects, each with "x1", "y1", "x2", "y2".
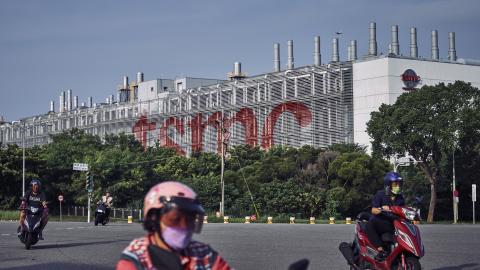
[
  {"x1": 473, "y1": 184, "x2": 477, "y2": 225},
  {"x1": 73, "y1": 163, "x2": 90, "y2": 223},
  {"x1": 58, "y1": 195, "x2": 64, "y2": 222}
]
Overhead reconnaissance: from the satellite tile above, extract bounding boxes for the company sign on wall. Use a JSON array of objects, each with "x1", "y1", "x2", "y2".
[{"x1": 401, "y1": 69, "x2": 421, "y2": 91}]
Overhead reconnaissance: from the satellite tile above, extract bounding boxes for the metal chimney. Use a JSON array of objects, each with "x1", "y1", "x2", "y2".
[
  {"x1": 67, "y1": 89, "x2": 72, "y2": 111},
  {"x1": 123, "y1": 76, "x2": 129, "y2": 89},
  {"x1": 391, "y1": 25, "x2": 399, "y2": 55},
  {"x1": 287, "y1": 40, "x2": 294, "y2": 69},
  {"x1": 106, "y1": 97, "x2": 110, "y2": 104},
  {"x1": 74, "y1": 96, "x2": 78, "y2": 109},
  {"x1": 234, "y1": 62, "x2": 242, "y2": 76},
  {"x1": 410, "y1": 27, "x2": 418, "y2": 58},
  {"x1": 314, "y1": 36, "x2": 321, "y2": 66},
  {"x1": 117, "y1": 93, "x2": 121, "y2": 104},
  {"x1": 137, "y1": 72, "x2": 144, "y2": 83},
  {"x1": 347, "y1": 45, "x2": 352, "y2": 61},
  {"x1": 448, "y1": 32, "x2": 457, "y2": 61},
  {"x1": 369, "y1": 22, "x2": 377, "y2": 56},
  {"x1": 81, "y1": 102, "x2": 86, "y2": 107},
  {"x1": 332, "y1": 38, "x2": 339, "y2": 62},
  {"x1": 274, "y1": 43, "x2": 280, "y2": 72},
  {"x1": 351, "y1": 40, "x2": 357, "y2": 60},
  {"x1": 50, "y1": 100, "x2": 55, "y2": 112},
  {"x1": 88, "y1": 97, "x2": 93, "y2": 108},
  {"x1": 431, "y1": 30, "x2": 439, "y2": 60},
  {"x1": 59, "y1": 92, "x2": 65, "y2": 112},
  {"x1": 110, "y1": 94, "x2": 115, "y2": 104}
]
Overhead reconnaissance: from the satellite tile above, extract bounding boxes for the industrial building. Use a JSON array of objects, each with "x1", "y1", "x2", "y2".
[{"x1": 1, "y1": 22, "x2": 480, "y2": 155}]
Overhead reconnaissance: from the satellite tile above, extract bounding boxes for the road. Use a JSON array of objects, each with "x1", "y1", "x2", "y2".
[{"x1": 1, "y1": 221, "x2": 479, "y2": 270}]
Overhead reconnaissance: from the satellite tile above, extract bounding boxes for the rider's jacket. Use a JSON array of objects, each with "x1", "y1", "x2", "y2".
[
  {"x1": 25, "y1": 191, "x2": 46, "y2": 209},
  {"x1": 116, "y1": 233, "x2": 231, "y2": 270},
  {"x1": 370, "y1": 190, "x2": 405, "y2": 221}
]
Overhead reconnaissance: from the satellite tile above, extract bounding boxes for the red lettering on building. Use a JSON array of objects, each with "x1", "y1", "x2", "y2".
[
  {"x1": 132, "y1": 115, "x2": 156, "y2": 148},
  {"x1": 159, "y1": 116, "x2": 186, "y2": 155},
  {"x1": 261, "y1": 102, "x2": 312, "y2": 149},
  {"x1": 229, "y1": 108, "x2": 258, "y2": 147}
]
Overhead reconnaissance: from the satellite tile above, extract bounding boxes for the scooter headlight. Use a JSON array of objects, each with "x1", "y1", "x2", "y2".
[{"x1": 402, "y1": 208, "x2": 417, "y2": 221}]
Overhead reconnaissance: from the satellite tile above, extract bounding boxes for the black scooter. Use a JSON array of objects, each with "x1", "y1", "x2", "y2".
[
  {"x1": 18, "y1": 204, "x2": 45, "y2": 250},
  {"x1": 94, "y1": 202, "x2": 109, "y2": 226}
]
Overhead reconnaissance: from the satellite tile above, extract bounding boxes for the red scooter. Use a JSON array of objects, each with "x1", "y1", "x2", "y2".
[{"x1": 339, "y1": 206, "x2": 424, "y2": 270}]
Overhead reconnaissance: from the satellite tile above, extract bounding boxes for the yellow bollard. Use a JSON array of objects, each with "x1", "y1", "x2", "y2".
[
  {"x1": 127, "y1": 215, "x2": 133, "y2": 224},
  {"x1": 267, "y1": 216, "x2": 273, "y2": 224},
  {"x1": 329, "y1": 217, "x2": 335, "y2": 224},
  {"x1": 203, "y1": 216, "x2": 208, "y2": 224},
  {"x1": 346, "y1": 217, "x2": 352, "y2": 224},
  {"x1": 223, "y1": 216, "x2": 229, "y2": 224},
  {"x1": 309, "y1": 217, "x2": 315, "y2": 224},
  {"x1": 245, "y1": 216, "x2": 251, "y2": 224},
  {"x1": 290, "y1": 217, "x2": 295, "y2": 224}
]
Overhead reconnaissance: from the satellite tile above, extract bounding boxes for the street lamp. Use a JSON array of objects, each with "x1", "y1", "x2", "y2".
[{"x1": 215, "y1": 113, "x2": 230, "y2": 217}]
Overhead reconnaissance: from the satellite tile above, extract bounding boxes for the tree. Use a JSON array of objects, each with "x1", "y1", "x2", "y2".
[{"x1": 367, "y1": 81, "x2": 480, "y2": 222}]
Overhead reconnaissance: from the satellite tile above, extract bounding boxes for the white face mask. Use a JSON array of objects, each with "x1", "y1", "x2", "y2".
[{"x1": 161, "y1": 226, "x2": 193, "y2": 251}]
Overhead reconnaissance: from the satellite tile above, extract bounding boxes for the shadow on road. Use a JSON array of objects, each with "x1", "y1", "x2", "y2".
[
  {"x1": 432, "y1": 263, "x2": 479, "y2": 270},
  {"x1": 4, "y1": 262, "x2": 112, "y2": 270},
  {"x1": 33, "y1": 238, "x2": 131, "y2": 249}
]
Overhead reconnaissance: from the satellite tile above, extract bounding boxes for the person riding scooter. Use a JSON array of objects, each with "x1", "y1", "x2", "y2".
[
  {"x1": 116, "y1": 181, "x2": 232, "y2": 270},
  {"x1": 101, "y1": 191, "x2": 113, "y2": 222},
  {"x1": 366, "y1": 171, "x2": 405, "y2": 261},
  {"x1": 19, "y1": 179, "x2": 49, "y2": 240}
]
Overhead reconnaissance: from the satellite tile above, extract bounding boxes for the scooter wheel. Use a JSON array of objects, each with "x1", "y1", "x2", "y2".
[
  {"x1": 25, "y1": 233, "x2": 32, "y2": 250},
  {"x1": 395, "y1": 256, "x2": 421, "y2": 270}
]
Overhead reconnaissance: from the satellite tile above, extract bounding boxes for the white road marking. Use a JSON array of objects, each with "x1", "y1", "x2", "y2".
[
  {"x1": 1, "y1": 233, "x2": 11, "y2": 236},
  {"x1": 66, "y1": 227, "x2": 74, "y2": 230}
]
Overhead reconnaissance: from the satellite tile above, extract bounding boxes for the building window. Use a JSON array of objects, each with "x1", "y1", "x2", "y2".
[{"x1": 150, "y1": 87, "x2": 154, "y2": 92}]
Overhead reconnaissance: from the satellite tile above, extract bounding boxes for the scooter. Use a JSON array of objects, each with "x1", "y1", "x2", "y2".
[
  {"x1": 339, "y1": 206, "x2": 424, "y2": 270},
  {"x1": 18, "y1": 203, "x2": 45, "y2": 250},
  {"x1": 94, "y1": 202, "x2": 109, "y2": 226}
]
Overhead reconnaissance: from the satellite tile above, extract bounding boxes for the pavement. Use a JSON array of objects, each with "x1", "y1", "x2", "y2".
[{"x1": 0, "y1": 221, "x2": 479, "y2": 270}]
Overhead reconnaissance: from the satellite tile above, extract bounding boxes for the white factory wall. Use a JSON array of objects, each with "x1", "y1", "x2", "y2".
[{"x1": 353, "y1": 56, "x2": 480, "y2": 152}]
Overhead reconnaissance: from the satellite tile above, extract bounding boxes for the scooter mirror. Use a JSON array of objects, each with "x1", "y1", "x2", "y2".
[{"x1": 288, "y1": 259, "x2": 309, "y2": 270}]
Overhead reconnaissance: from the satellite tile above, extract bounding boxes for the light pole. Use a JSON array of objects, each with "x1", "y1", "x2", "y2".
[
  {"x1": 12, "y1": 121, "x2": 26, "y2": 197},
  {"x1": 216, "y1": 113, "x2": 230, "y2": 217}
]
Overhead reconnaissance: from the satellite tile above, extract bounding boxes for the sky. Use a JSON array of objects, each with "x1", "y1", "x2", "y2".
[{"x1": 1, "y1": 0, "x2": 479, "y2": 121}]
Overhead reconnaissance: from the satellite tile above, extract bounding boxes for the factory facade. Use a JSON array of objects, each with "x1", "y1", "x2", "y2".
[{"x1": 1, "y1": 22, "x2": 480, "y2": 155}]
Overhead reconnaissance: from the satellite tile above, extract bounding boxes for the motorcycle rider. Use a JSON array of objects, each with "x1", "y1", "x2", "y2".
[
  {"x1": 19, "y1": 179, "x2": 49, "y2": 240},
  {"x1": 101, "y1": 191, "x2": 113, "y2": 222},
  {"x1": 116, "y1": 181, "x2": 232, "y2": 270},
  {"x1": 366, "y1": 171, "x2": 405, "y2": 262}
]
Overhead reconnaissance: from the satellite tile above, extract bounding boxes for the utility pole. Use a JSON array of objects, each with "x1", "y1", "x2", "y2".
[
  {"x1": 22, "y1": 121, "x2": 25, "y2": 197},
  {"x1": 217, "y1": 113, "x2": 230, "y2": 217},
  {"x1": 453, "y1": 150, "x2": 458, "y2": 224}
]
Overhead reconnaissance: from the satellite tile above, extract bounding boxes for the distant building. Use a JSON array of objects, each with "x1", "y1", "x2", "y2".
[{"x1": 2, "y1": 23, "x2": 480, "y2": 154}]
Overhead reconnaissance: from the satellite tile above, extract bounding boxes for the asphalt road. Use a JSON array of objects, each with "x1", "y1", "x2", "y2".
[{"x1": 1, "y1": 221, "x2": 479, "y2": 270}]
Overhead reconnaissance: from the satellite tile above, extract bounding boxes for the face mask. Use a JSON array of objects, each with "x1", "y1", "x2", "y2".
[
  {"x1": 391, "y1": 186, "x2": 401, "y2": 195},
  {"x1": 161, "y1": 226, "x2": 193, "y2": 251}
]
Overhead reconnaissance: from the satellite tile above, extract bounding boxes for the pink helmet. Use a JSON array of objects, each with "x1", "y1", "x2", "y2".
[{"x1": 143, "y1": 181, "x2": 204, "y2": 233}]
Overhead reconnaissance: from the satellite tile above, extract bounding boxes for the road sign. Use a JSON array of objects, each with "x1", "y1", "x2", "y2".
[
  {"x1": 73, "y1": 163, "x2": 89, "y2": 171},
  {"x1": 473, "y1": 184, "x2": 477, "y2": 202},
  {"x1": 58, "y1": 195, "x2": 64, "y2": 202}
]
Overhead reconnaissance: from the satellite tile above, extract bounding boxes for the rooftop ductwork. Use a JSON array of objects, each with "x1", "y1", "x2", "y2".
[
  {"x1": 332, "y1": 38, "x2": 339, "y2": 62},
  {"x1": 431, "y1": 30, "x2": 439, "y2": 60},
  {"x1": 228, "y1": 62, "x2": 247, "y2": 80},
  {"x1": 274, "y1": 43, "x2": 280, "y2": 72},
  {"x1": 313, "y1": 36, "x2": 321, "y2": 66},
  {"x1": 410, "y1": 27, "x2": 418, "y2": 58},
  {"x1": 391, "y1": 25, "x2": 399, "y2": 55},
  {"x1": 369, "y1": 22, "x2": 377, "y2": 56},
  {"x1": 287, "y1": 40, "x2": 294, "y2": 69},
  {"x1": 448, "y1": 32, "x2": 457, "y2": 61}
]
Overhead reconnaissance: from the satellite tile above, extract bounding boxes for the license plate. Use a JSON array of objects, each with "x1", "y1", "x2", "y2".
[
  {"x1": 30, "y1": 207, "x2": 39, "y2": 213},
  {"x1": 97, "y1": 209, "x2": 103, "y2": 213}
]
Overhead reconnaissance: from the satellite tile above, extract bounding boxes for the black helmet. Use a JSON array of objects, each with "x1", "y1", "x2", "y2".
[{"x1": 30, "y1": 179, "x2": 42, "y2": 189}]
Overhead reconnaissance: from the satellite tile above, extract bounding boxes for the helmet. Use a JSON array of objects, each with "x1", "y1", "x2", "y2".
[
  {"x1": 383, "y1": 171, "x2": 403, "y2": 195},
  {"x1": 30, "y1": 179, "x2": 41, "y2": 190},
  {"x1": 143, "y1": 181, "x2": 205, "y2": 233}
]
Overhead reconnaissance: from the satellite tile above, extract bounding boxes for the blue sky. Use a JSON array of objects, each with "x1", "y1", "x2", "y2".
[{"x1": 1, "y1": 0, "x2": 479, "y2": 121}]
